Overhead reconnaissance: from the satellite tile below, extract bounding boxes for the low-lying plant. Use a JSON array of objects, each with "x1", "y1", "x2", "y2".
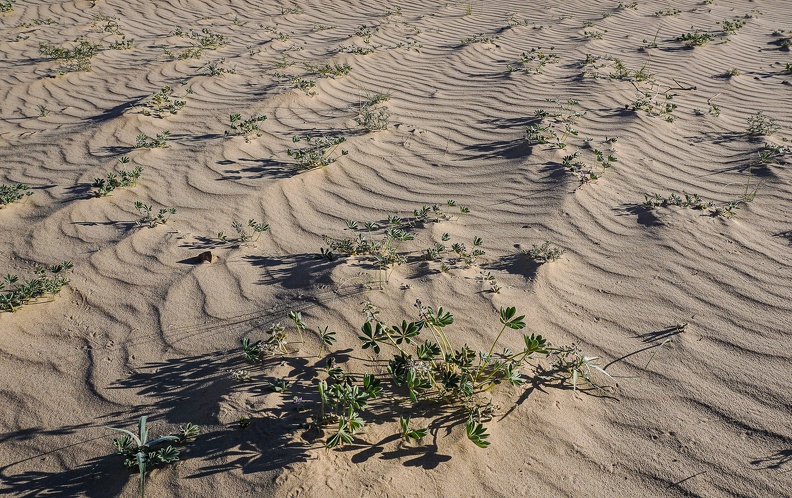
[
  {"x1": 676, "y1": 32, "x2": 714, "y2": 47},
  {"x1": 525, "y1": 98, "x2": 584, "y2": 149},
  {"x1": 625, "y1": 87, "x2": 678, "y2": 122},
  {"x1": 141, "y1": 87, "x2": 186, "y2": 118},
  {"x1": 107, "y1": 416, "x2": 199, "y2": 498},
  {"x1": 0, "y1": 262, "x2": 73, "y2": 312},
  {"x1": 39, "y1": 38, "x2": 102, "y2": 72},
  {"x1": 718, "y1": 18, "x2": 746, "y2": 35},
  {"x1": 460, "y1": 33, "x2": 499, "y2": 45},
  {"x1": 92, "y1": 157, "x2": 141, "y2": 197},
  {"x1": 204, "y1": 58, "x2": 236, "y2": 77},
  {"x1": 0, "y1": 0, "x2": 15, "y2": 13},
  {"x1": 226, "y1": 113, "x2": 267, "y2": 142},
  {"x1": 135, "y1": 131, "x2": 170, "y2": 149},
  {"x1": 523, "y1": 241, "x2": 566, "y2": 263},
  {"x1": 302, "y1": 62, "x2": 351, "y2": 78},
  {"x1": 0, "y1": 183, "x2": 33, "y2": 208},
  {"x1": 134, "y1": 201, "x2": 175, "y2": 227},
  {"x1": 654, "y1": 8, "x2": 681, "y2": 16},
  {"x1": 287, "y1": 135, "x2": 347, "y2": 169},
  {"x1": 337, "y1": 44, "x2": 376, "y2": 55},
  {"x1": 746, "y1": 111, "x2": 780, "y2": 136},
  {"x1": 240, "y1": 301, "x2": 612, "y2": 450},
  {"x1": 507, "y1": 47, "x2": 559, "y2": 74},
  {"x1": 216, "y1": 219, "x2": 270, "y2": 245}
]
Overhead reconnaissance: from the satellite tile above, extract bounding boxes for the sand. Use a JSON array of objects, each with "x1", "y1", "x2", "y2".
[{"x1": 1, "y1": 0, "x2": 791, "y2": 496}]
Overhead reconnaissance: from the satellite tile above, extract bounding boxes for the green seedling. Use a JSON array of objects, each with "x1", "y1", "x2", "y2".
[
  {"x1": 92, "y1": 158, "x2": 141, "y2": 197},
  {"x1": 141, "y1": 87, "x2": 186, "y2": 118},
  {"x1": 654, "y1": 8, "x2": 680, "y2": 16},
  {"x1": 338, "y1": 45, "x2": 376, "y2": 55},
  {"x1": 507, "y1": 46, "x2": 560, "y2": 74},
  {"x1": 217, "y1": 219, "x2": 269, "y2": 244},
  {"x1": 676, "y1": 32, "x2": 714, "y2": 47},
  {"x1": 134, "y1": 201, "x2": 175, "y2": 227},
  {"x1": 316, "y1": 326, "x2": 337, "y2": 357},
  {"x1": 109, "y1": 37, "x2": 134, "y2": 50},
  {"x1": 399, "y1": 415, "x2": 428, "y2": 442},
  {"x1": 39, "y1": 38, "x2": 102, "y2": 72},
  {"x1": 746, "y1": 111, "x2": 780, "y2": 136},
  {"x1": 303, "y1": 62, "x2": 351, "y2": 78},
  {"x1": 1, "y1": 1, "x2": 16, "y2": 12},
  {"x1": 226, "y1": 114, "x2": 267, "y2": 142},
  {"x1": 135, "y1": 131, "x2": 170, "y2": 148},
  {"x1": 0, "y1": 183, "x2": 33, "y2": 208},
  {"x1": 625, "y1": 87, "x2": 677, "y2": 122},
  {"x1": 461, "y1": 33, "x2": 499, "y2": 45},
  {"x1": 523, "y1": 241, "x2": 566, "y2": 263},
  {"x1": 106, "y1": 416, "x2": 199, "y2": 498},
  {"x1": 287, "y1": 135, "x2": 347, "y2": 169},
  {"x1": 0, "y1": 262, "x2": 72, "y2": 312}
]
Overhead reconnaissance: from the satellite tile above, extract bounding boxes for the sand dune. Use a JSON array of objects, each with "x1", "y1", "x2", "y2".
[{"x1": 1, "y1": 0, "x2": 790, "y2": 496}]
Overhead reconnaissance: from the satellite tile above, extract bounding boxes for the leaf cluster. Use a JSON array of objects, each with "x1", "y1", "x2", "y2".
[
  {"x1": 92, "y1": 159, "x2": 142, "y2": 197},
  {"x1": 134, "y1": 201, "x2": 175, "y2": 227},
  {"x1": 0, "y1": 183, "x2": 33, "y2": 208},
  {"x1": 1, "y1": 262, "x2": 73, "y2": 312},
  {"x1": 107, "y1": 416, "x2": 199, "y2": 498},
  {"x1": 287, "y1": 135, "x2": 347, "y2": 169}
]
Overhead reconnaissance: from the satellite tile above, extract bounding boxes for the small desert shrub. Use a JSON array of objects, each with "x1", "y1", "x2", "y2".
[
  {"x1": 39, "y1": 38, "x2": 102, "y2": 71},
  {"x1": 216, "y1": 219, "x2": 270, "y2": 245},
  {"x1": 460, "y1": 33, "x2": 499, "y2": 45},
  {"x1": 675, "y1": 32, "x2": 714, "y2": 47},
  {"x1": 1, "y1": 1, "x2": 16, "y2": 13},
  {"x1": 746, "y1": 111, "x2": 780, "y2": 136},
  {"x1": 337, "y1": 45, "x2": 376, "y2": 55},
  {"x1": 0, "y1": 262, "x2": 73, "y2": 312},
  {"x1": 0, "y1": 183, "x2": 33, "y2": 208},
  {"x1": 241, "y1": 301, "x2": 612, "y2": 450},
  {"x1": 355, "y1": 103, "x2": 389, "y2": 131},
  {"x1": 625, "y1": 88, "x2": 677, "y2": 122},
  {"x1": 92, "y1": 157, "x2": 141, "y2": 197},
  {"x1": 718, "y1": 18, "x2": 746, "y2": 35},
  {"x1": 141, "y1": 87, "x2": 186, "y2": 118},
  {"x1": 302, "y1": 62, "x2": 351, "y2": 78},
  {"x1": 507, "y1": 47, "x2": 559, "y2": 74},
  {"x1": 654, "y1": 8, "x2": 681, "y2": 16},
  {"x1": 135, "y1": 131, "x2": 170, "y2": 149},
  {"x1": 287, "y1": 135, "x2": 347, "y2": 169},
  {"x1": 134, "y1": 201, "x2": 175, "y2": 227},
  {"x1": 204, "y1": 58, "x2": 236, "y2": 76},
  {"x1": 107, "y1": 416, "x2": 199, "y2": 498},
  {"x1": 226, "y1": 113, "x2": 267, "y2": 142},
  {"x1": 523, "y1": 241, "x2": 565, "y2": 263}
]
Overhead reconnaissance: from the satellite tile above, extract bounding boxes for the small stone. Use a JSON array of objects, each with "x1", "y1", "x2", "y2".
[{"x1": 198, "y1": 251, "x2": 217, "y2": 263}]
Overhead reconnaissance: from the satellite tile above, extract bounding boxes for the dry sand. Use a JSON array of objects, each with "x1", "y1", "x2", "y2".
[{"x1": 1, "y1": 0, "x2": 791, "y2": 496}]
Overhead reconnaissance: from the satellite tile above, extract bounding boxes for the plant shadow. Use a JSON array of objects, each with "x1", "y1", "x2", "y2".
[{"x1": 217, "y1": 157, "x2": 295, "y2": 180}]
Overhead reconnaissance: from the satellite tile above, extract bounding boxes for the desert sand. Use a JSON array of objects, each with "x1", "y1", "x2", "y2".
[{"x1": 1, "y1": 0, "x2": 791, "y2": 496}]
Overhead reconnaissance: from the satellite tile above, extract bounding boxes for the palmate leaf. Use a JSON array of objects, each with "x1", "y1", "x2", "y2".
[
  {"x1": 391, "y1": 320, "x2": 422, "y2": 344},
  {"x1": 358, "y1": 321, "x2": 384, "y2": 353},
  {"x1": 465, "y1": 419, "x2": 490, "y2": 448},
  {"x1": 326, "y1": 419, "x2": 354, "y2": 448},
  {"x1": 499, "y1": 306, "x2": 526, "y2": 330}
]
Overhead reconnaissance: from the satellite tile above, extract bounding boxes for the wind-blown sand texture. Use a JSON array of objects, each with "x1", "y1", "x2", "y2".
[{"x1": 1, "y1": 0, "x2": 791, "y2": 496}]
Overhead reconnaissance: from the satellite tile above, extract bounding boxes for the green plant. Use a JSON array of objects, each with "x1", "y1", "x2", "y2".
[
  {"x1": 35, "y1": 105, "x2": 49, "y2": 117},
  {"x1": 338, "y1": 45, "x2": 376, "y2": 55},
  {"x1": 399, "y1": 415, "x2": 427, "y2": 442},
  {"x1": 302, "y1": 62, "x2": 351, "y2": 78},
  {"x1": 287, "y1": 135, "x2": 347, "y2": 169},
  {"x1": 460, "y1": 34, "x2": 499, "y2": 45},
  {"x1": 0, "y1": 1, "x2": 16, "y2": 13},
  {"x1": 0, "y1": 183, "x2": 33, "y2": 208},
  {"x1": 723, "y1": 68, "x2": 741, "y2": 78},
  {"x1": 525, "y1": 98, "x2": 584, "y2": 148},
  {"x1": 355, "y1": 103, "x2": 390, "y2": 131},
  {"x1": 39, "y1": 38, "x2": 102, "y2": 72},
  {"x1": 0, "y1": 262, "x2": 73, "y2": 312},
  {"x1": 141, "y1": 87, "x2": 186, "y2": 118},
  {"x1": 109, "y1": 37, "x2": 134, "y2": 50},
  {"x1": 625, "y1": 88, "x2": 677, "y2": 122},
  {"x1": 718, "y1": 18, "x2": 746, "y2": 35},
  {"x1": 216, "y1": 219, "x2": 269, "y2": 245},
  {"x1": 204, "y1": 58, "x2": 236, "y2": 76},
  {"x1": 584, "y1": 30, "x2": 606, "y2": 40},
  {"x1": 92, "y1": 158, "x2": 141, "y2": 196},
  {"x1": 523, "y1": 241, "x2": 565, "y2": 263},
  {"x1": 654, "y1": 8, "x2": 680, "y2": 16},
  {"x1": 273, "y1": 73, "x2": 317, "y2": 95},
  {"x1": 226, "y1": 114, "x2": 267, "y2": 142},
  {"x1": 642, "y1": 192, "x2": 711, "y2": 210},
  {"x1": 134, "y1": 201, "x2": 175, "y2": 227},
  {"x1": 106, "y1": 416, "x2": 199, "y2": 498},
  {"x1": 135, "y1": 131, "x2": 170, "y2": 148},
  {"x1": 746, "y1": 111, "x2": 780, "y2": 136},
  {"x1": 355, "y1": 25, "x2": 379, "y2": 44},
  {"x1": 676, "y1": 32, "x2": 714, "y2": 47},
  {"x1": 507, "y1": 47, "x2": 559, "y2": 74}
]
